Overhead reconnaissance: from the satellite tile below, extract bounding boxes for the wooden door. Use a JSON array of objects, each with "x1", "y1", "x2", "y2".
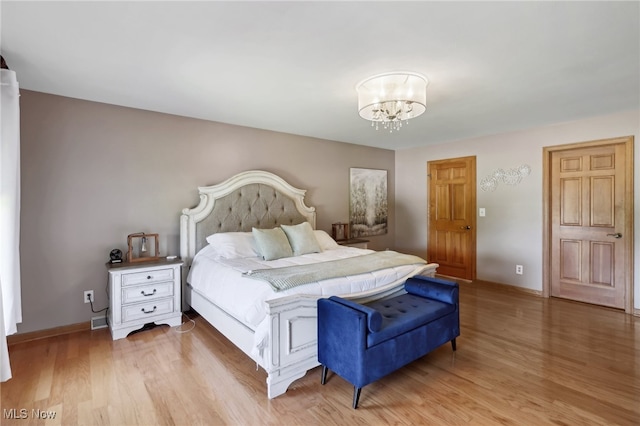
[
  {"x1": 547, "y1": 138, "x2": 633, "y2": 310},
  {"x1": 427, "y1": 156, "x2": 476, "y2": 280}
]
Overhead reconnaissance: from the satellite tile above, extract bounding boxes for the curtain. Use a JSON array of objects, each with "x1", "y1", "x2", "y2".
[{"x1": 0, "y1": 64, "x2": 22, "y2": 382}]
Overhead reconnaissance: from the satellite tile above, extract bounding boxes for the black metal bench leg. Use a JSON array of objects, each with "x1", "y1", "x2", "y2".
[
  {"x1": 353, "y1": 387, "x2": 361, "y2": 409},
  {"x1": 321, "y1": 365, "x2": 328, "y2": 385},
  {"x1": 451, "y1": 338, "x2": 457, "y2": 351}
]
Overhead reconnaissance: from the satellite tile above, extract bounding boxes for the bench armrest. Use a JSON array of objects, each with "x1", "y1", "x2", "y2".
[
  {"x1": 405, "y1": 276, "x2": 459, "y2": 305},
  {"x1": 317, "y1": 297, "x2": 368, "y2": 368},
  {"x1": 327, "y1": 296, "x2": 382, "y2": 332}
]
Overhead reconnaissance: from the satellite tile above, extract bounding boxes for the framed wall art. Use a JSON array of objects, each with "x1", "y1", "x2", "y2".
[{"x1": 349, "y1": 168, "x2": 388, "y2": 238}]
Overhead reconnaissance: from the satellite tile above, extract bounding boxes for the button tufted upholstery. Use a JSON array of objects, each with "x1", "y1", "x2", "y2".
[
  {"x1": 364, "y1": 293, "x2": 455, "y2": 347},
  {"x1": 195, "y1": 183, "x2": 307, "y2": 252}
]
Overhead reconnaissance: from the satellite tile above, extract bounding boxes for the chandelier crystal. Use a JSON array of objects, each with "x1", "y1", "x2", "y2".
[{"x1": 356, "y1": 72, "x2": 428, "y2": 132}]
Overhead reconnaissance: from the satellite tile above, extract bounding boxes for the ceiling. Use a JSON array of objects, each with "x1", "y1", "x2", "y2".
[{"x1": 1, "y1": 1, "x2": 639, "y2": 150}]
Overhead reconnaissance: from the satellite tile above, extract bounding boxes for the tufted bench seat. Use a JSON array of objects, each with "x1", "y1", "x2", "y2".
[{"x1": 317, "y1": 275, "x2": 460, "y2": 408}]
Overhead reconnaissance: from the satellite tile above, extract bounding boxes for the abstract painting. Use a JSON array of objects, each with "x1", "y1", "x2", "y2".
[{"x1": 349, "y1": 168, "x2": 388, "y2": 237}]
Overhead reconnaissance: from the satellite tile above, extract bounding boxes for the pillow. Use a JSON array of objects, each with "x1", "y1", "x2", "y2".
[
  {"x1": 252, "y1": 227, "x2": 293, "y2": 261},
  {"x1": 313, "y1": 230, "x2": 340, "y2": 251},
  {"x1": 281, "y1": 222, "x2": 323, "y2": 256},
  {"x1": 205, "y1": 232, "x2": 258, "y2": 259}
]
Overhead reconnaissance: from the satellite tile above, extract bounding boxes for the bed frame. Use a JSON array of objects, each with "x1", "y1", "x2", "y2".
[{"x1": 180, "y1": 170, "x2": 438, "y2": 399}]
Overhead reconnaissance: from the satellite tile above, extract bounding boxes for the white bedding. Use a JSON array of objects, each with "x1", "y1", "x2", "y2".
[{"x1": 187, "y1": 244, "x2": 428, "y2": 330}]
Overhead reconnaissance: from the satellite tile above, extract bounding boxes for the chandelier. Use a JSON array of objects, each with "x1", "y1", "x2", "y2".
[{"x1": 356, "y1": 72, "x2": 428, "y2": 132}]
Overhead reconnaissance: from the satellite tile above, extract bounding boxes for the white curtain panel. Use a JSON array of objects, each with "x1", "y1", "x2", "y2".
[{"x1": 0, "y1": 67, "x2": 22, "y2": 382}]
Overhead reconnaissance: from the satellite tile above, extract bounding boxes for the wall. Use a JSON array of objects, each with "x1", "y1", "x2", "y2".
[
  {"x1": 395, "y1": 109, "x2": 640, "y2": 310},
  {"x1": 18, "y1": 90, "x2": 395, "y2": 333}
]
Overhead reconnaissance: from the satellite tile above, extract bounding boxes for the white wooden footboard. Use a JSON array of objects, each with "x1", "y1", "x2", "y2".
[{"x1": 263, "y1": 294, "x2": 320, "y2": 398}]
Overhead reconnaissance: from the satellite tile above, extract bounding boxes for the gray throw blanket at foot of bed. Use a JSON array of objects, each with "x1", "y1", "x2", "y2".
[{"x1": 243, "y1": 251, "x2": 427, "y2": 291}]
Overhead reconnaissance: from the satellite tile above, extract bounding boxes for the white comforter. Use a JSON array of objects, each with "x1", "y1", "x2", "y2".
[{"x1": 187, "y1": 244, "x2": 428, "y2": 330}]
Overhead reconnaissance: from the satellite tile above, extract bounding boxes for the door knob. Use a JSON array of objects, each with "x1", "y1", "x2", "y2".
[
  {"x1": 607, "y1": 233, "x2": 622, "y2": 239},
  {"x1": 460, "y1": 225, "x2": 471, "y2": 230}
]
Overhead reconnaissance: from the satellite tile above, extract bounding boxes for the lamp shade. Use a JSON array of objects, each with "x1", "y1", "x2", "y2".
[{"x1": 356, "y1": 72, "x2": 428, "y2": 123}]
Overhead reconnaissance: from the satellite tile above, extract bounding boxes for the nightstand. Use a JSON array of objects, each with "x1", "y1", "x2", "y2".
[
  {"x1": 106, "y1": 258, "x2": 183, "y2": 340},
  {"x1": 337, "y1": 239, "x2": 369, "y2": 249}
]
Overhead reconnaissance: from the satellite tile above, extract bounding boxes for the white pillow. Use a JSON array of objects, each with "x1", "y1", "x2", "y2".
[
  {"x1": 252, "y1": 227, "x2": 294, "y2": 261},
  {"x1": 314, "y1": 230, "x2": 340, "y2": 250},
  {"x1": 281, "y1": 222, "x2": 322, "y2": 256},
  {"x1": 205, "y1": 232, "x2": 258, "y2": 259}
]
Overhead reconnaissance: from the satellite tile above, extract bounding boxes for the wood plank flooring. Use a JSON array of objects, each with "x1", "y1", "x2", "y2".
[{"x1": 2, "y1": 281, "x2": 639, "y2": 425}]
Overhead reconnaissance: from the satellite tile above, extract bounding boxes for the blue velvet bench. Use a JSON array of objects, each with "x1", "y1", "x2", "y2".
[{"x1": 317, "y1": 275, "x2": 460, "y2": 408}]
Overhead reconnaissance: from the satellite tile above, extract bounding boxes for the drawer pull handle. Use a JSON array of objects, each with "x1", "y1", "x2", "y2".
[
  {"x1": 141, "y1": 306, "x2": 157, "y2": 314},
  {"x1": 147, "y1": 275, "x2": 153, "y2": 280},
  {"x1": 141, "y1": 289, "x2": 157, "y2": 297}
]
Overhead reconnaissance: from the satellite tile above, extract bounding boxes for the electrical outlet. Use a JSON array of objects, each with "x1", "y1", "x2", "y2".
[
  {"x1": 84, "y1": 290, "x2": 94, "y2": 304},
  {"x1": 515, "y1": 265, "x2": 523, "y2": 275}
]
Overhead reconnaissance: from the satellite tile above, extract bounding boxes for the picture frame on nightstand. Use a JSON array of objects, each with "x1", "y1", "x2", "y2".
[
  {"x1": 332, "y1": 222, "x2": 349, "y2": 241},
  {"x1": 126, "y1": 232, "x2": 160, "y2": 263}
]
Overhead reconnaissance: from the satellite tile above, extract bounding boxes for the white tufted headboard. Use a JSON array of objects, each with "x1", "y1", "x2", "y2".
[{"x1": 180, "y1": 170, "x2": 316, "y2": 268}]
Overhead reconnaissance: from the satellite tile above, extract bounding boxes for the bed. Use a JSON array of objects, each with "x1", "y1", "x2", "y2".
[{"x1": 179, "y1": 170, "x2": 438, "y2": 398}]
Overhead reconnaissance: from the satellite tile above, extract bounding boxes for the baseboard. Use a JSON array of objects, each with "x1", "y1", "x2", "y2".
[
  {"x1": 7, "y1": 321, "x2": 91, "y2": 346},
  {"x1": 435, "y1": 273, "x2": 472, "y2": 283},
  {"x1": 6, "y1": 294, "x2": 634, "y2": 344},
  {"x1": 470, "y1": 279, "x2": 544, "y2": 297},
  {"x1": 433, "y1": 275, "x2": 543, "y2": 296}
]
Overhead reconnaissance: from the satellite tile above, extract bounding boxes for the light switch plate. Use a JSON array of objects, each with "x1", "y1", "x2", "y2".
[{"x1": 479, "y1": 208, "x2": 486, "y2": 217}]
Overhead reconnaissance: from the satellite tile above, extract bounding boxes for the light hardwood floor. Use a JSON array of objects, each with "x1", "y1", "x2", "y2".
[{"x1": 2, "y1": 281, "x2": 639, "y2": 425}]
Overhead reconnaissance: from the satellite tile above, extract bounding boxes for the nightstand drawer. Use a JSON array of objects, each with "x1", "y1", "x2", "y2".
[
  {"x1": 121, "y1": 281, "x2": 174, "y2": 304},
  {"x1": 122, "y1": 298, "x2": 174, "y2": 323},
  {"x1": 122, "y1": 268, "x2": 174, "y2": 286}
]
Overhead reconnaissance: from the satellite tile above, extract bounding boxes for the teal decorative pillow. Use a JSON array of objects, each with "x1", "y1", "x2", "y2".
[
  {"x1": 252, "y1": 227, "x2": 293, "y2": 261},
  {"x1": 281, "y1": 222, "x2": 322, "y2": 256}
]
